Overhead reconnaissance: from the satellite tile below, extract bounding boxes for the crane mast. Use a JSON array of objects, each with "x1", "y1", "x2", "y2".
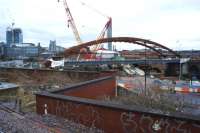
[
  {"x1": 91, "y1": 17, "x2": 112, "y2": 52},
  {"x1": 97, "y1": 17, "x2": 112, "y2": 40},
  {"x1": 88, "y1": 17, "x2": 112, "y2": 59},
  {"x1": 59, "y1": 0, "x2": 82, "y2": 44}
]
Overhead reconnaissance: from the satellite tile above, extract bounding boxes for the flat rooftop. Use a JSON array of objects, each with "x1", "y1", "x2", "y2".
[{"x1": 0, "y1": 82, "x2": 19, "y2": 91}]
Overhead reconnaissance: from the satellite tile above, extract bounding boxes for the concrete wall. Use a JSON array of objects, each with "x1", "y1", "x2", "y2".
[{"x1": 165, "y1": 60, "x2": 200, "y2": 79}]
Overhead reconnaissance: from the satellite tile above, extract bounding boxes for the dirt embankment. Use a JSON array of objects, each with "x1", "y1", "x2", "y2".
[
  {"x1": 0, "y1": 69, "x2": 99, "y2": 86},
  {"x1": 0, "y1": 68, "x2": 100, "y2": 112}
]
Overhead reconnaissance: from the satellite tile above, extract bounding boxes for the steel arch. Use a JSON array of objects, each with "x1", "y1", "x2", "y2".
[{"x1": 64, "y1": 37, "x2": 180, "y2": 58}]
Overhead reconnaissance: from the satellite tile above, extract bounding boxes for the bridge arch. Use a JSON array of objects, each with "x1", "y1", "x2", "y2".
[{"x1": 64, "y1": 37, "x2": 180, "y2": 58}]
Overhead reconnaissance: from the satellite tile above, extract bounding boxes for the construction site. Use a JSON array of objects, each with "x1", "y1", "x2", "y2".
[{"x1": 0, "y1": 0, "x2": 200, "y2": 133}]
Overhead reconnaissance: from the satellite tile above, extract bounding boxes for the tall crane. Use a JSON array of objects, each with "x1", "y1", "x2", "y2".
[
  {"x1": 79, "y1": 1, "x2": 112, "y2": 51},
  {"x1": 88, "y1": 17, "x2": 112, "y2": 59},
  {"x1": 97, "y1": 17, "x2": 112, "y2": 40},
  {"x1": 58, "y1": 0, "x2": 84, "y2": 61},
  {"x1": 58, "y1": 0, "x2": 112, "y2": 60},
  {"x1": 58, "y1": 0, "x2": 82, "y2": 44},
  {"x1": 78, "y1": 1, "x2": 112, "y2": 60}
]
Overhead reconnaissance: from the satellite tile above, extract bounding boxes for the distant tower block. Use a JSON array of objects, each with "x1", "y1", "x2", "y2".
[
  {"x1": 107, "y1": 19, "x2": 112, "y2": 51},
  {"x1": 6, "y1": 28, "x2": 12, "y2": 46},
  {"x1": 13, "y1": 28, "x2": 23, "y2": 44},
  {"x1": 6, "y1": 27, "x2": 23, "y2": 45},
  {"x1": 49, "y1": 40, "x2": 56, "y2": 52}
]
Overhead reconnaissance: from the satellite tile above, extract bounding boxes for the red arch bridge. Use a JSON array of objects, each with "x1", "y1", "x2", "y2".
[{"x1": 64, "y1": 37, "x2": 180, "y2": 58}]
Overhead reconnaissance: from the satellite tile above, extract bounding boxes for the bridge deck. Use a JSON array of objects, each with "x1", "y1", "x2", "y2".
[{"x1": 64, "y1": 59, "x2": 180, "y2": 65}]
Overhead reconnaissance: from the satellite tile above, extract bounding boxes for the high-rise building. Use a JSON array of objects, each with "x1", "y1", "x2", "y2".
[
  {"x1": 6, "y1": 28, "x2": 23, "y2": 45},
  {"x1": 107, "y1": 20, "x2": 112, "y2": 51},
  {"x1": 49, "y1": 40, "x2": 56, "y2": 52},
  {"x1": 13, "y1": 28, "x2": 23, "y2": 44},
  {"x1": 6, "y1": 28, "x2": 12, "y2": 46}
]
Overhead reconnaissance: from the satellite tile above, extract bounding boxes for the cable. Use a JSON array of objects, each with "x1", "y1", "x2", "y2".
[{"x1": 76, "y1": 0, "x2": 109, "y2": 19}]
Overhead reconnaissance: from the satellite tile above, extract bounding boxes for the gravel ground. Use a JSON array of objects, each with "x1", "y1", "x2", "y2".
[
  {"x1": 26, "y1": 113, "x2": 104, "y2": 133},
  {"x1": 0, "y1": 109, "x2": 50, "y2": 133},
  {"x1": 0, "y1": 106, "x2": 103, "y2": 133}
]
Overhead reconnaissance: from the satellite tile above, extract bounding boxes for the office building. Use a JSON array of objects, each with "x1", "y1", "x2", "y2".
[
  {"x1": 5, "y1": 43, "x2": 39, "y2": 59},
  {"x1": 6, "y1": 28, "x2": 23, "y2": 45}
]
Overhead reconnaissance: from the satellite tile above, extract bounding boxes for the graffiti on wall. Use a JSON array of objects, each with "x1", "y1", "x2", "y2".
[
  {"x1": 54, "y1": 100, "x2": 103, "y2": 128},
  {"x1": 120, "y1": 112, "x2": 197, "y2": 133},
  {"x1": 40, "y1": 98, "x2": 200, "y2": 133}
]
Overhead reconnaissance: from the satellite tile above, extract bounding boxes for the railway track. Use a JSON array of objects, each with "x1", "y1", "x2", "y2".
[{"x1": 0, "y1": 104, "x2": 62, "y2": 133}]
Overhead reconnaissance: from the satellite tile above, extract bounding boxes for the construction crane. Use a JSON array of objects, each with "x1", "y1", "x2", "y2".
[
  {"x1": 58, "y1": 0, "x2": 112, "y2": 60},
  {"x1": 58, "y1": 0, "x2": 86, "y2": 61},
  {"x1": 78, "y1": 1, "x2": 112, "y2": 60},
  {"x1": 88, "y1": 17, "x2": 112, "y2": 60},
  {"x1": 58, "y1": 0, "x2": 82, "y2": 44},
  {"x1": 79, "y1": 1, "x2": 112, "y2": 41}
]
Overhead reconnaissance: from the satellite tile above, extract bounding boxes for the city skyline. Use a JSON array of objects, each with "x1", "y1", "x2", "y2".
[{"x1": 0, "y1": 0, "x2": 200, "y2": 50}]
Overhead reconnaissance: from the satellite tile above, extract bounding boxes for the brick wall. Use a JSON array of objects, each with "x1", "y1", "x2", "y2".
[
  {"x1": 36, "y1": 76, "x2": 200, "y2": 133},
  {"x1": 36, "y1": 92, "x2": 200, "y2": 133},
  {"x1": 60, "y1": 76, "x2": 116, "y2": 99}
]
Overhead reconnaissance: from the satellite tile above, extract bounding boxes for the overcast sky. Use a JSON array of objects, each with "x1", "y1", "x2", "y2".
[{"x1": 0, "y1": 0, "x2": 200, "y2": 50}]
